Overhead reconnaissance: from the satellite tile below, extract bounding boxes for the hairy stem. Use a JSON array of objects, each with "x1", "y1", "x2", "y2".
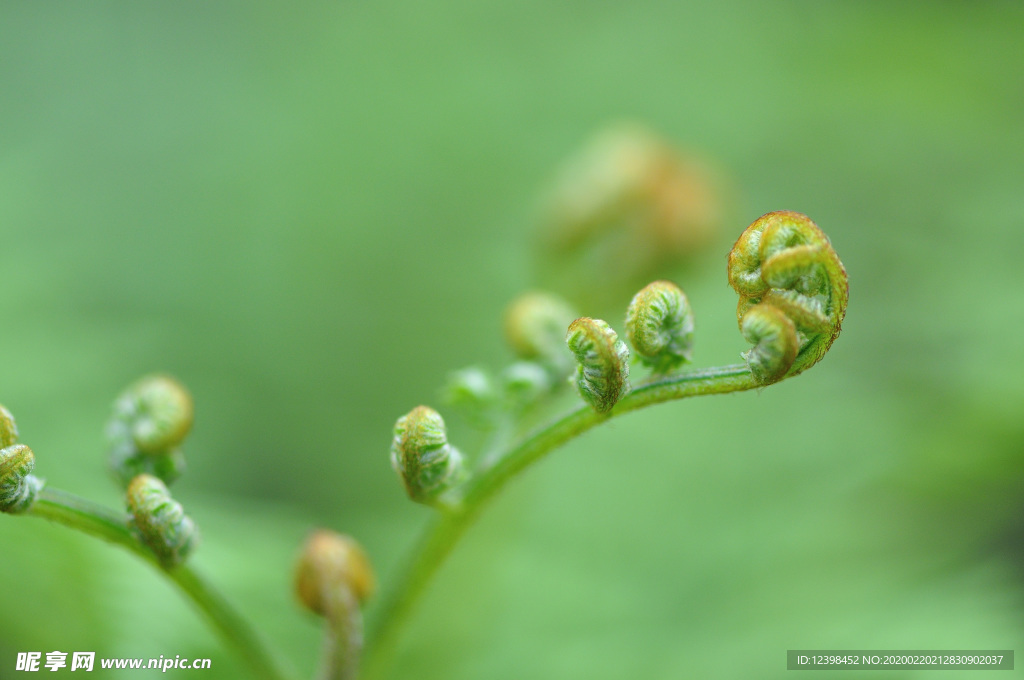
[
  {"x1": 363, "y1": 363, "x2": 756, "y2": 675},
  {"x1": 27, "y1": 488, "x2": 293, "y2": 680},
  {"x1": 318, "y1": 586, "x2": 363, "y2": 680}
]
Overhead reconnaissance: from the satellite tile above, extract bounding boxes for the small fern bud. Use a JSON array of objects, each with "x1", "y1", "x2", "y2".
[
  {"x1": 503, "y1": 292, "x2": 578, "y2": 377},
  {"x1": 109, "y1": 375, "x2": 194, "y2": 487},
  {"x1": 295, "y1": 530, "x2": 375, "y2": 617},
  {"x1": 1, "y1": 405, "x2": 43, "y2": 514},
  {"x1": 114, "y1": 375, "x2": 193, "y2": 453},
  {"x1": 502, "y1": 361, "x2": 551, "y2": 405},
  {"x1": 566, "y1": 318, "x2": 630, "y2": 413},
  {"x1": 441, "y1": 367, "x2": 497, "y2": 427},
  {"x1": 0, "y1": 405, "x2": 19, "y2": 449},
  {"x1": 126, "y1": 474, "x2": 199, "y2": 568},
  {"x1": 1, "y1": 444, "x2": 43, "y2": 514},
  {"x1": 740, "y1": 303, "x2": 799, "y2": 385},
  {"x1": 443, "y1": 367, "x2": 494, "y2": 407},
  {"x1": 625, "y1": 280, "x2": 694, "y2": 373},
  {"x1": 296, "y1": 530, "x2": 374, "y2": 680},
  {"x1": 390, "y1": 406, "x2": 465, "y2": 506}
]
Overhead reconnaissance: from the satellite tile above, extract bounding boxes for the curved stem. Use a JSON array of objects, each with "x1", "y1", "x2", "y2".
[
  {"x1": 363, "y1": 363, "x2": 756, "y2": 676},
  {"x1": 26, "y1": 488, "x2": 293, "y2": 680},
  {"x1": 29, "y1": 488, "x2": 149, "y2": 558},
  {"x1": 168, "y1": 568, "x2": 293, "y2": 680}
]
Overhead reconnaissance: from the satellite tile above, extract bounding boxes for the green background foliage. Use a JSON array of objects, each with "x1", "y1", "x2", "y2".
[{"x1": 2, "y1": 2, "x2": 1023, "y2": 677}]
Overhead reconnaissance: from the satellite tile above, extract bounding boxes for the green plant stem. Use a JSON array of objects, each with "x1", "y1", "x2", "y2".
[
  {"x1": 27, "y1": 488, "x2": 293, "y2": 680},
  {"x1": 363, "y1": 363, "x2": 756, "y2": 675}
]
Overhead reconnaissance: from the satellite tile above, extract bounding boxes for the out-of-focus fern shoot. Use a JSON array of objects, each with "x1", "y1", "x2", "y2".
[{"x1": 536, "y1": 124, "x2": 724, "y2": 308}]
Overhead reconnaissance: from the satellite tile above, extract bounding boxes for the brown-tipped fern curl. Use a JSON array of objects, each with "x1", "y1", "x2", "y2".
[{"x1": 727, "y1": 210, "x2": 848, "y2": 384}]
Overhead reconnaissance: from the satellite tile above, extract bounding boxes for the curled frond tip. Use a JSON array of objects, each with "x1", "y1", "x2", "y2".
[
  {"x1": 503, "y1": 292, "x2": 578, "y2": 377},
  {"x1": 1, "y1": 444, "x2": 42, "y2": 514},
  {"x1": 109, "y1": 375, "x2": 194, "y2": 487},
  {"x1": 727, "y1": 211, "x2": 848, "y2": 384},
  {"x1": 390, "y1": 406, "x2": 465, "y2": 506},
  {"x1": 566, "y1": 317, "x2": 630, "y2": 413},
  {"x1": 625, "y1": 280, "x2": 694, "y2": 373},
  {"x1": 126, "y1": 474, "x2": 199, "y2": 568}
]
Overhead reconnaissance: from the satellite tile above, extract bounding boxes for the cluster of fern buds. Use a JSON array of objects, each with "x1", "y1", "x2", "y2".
[
  {"x1": 390, "y1": 210, "x2": 848, "y2": 507},
  {"x1": 1, "y1": 375, "x2": 378, "y2": 680},
  {"x1": 1, "y1": 202, "x2": 845, "y2": 680}
]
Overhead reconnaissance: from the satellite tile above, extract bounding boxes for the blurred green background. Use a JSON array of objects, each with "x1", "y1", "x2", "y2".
[{"x1": 2, "y1": 2, "x2": 1023, "y2": 678}]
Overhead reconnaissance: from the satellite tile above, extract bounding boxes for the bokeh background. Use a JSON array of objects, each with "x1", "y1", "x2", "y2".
[{"x1": 2, "y1": 2, "x2": 1023, "y2": 678}]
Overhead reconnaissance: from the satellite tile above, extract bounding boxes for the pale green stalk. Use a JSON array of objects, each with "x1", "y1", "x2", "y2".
[
  {"x1": 363, "y1": 363, "x2": 756, "y2": 676},
  {"x1": 27, "y1": 488, "x2": 293, "y2": 680},
  {"x1": 318, "y1": 587, "x2": 362, "y2": 680}
]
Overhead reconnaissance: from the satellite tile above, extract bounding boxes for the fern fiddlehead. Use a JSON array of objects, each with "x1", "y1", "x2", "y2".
[
  {"x1": 390, "y1": 406, "x2": 465, "y2": 507},
  {"x1": 503, "y1": 291, "x2": 579, "y2": 380},
  {"x1": 108, "y1": 375, "x2": 195, "y2": 486},
  {"x1": 1, "y1": 444, "x2": 42, "y2": 514},
  {"x1": 565, "y1": 317, "x2": 631, "y2": 413},
  {"x1": 295, "y1": 530, "x2": 375, "y2": 680},
  {"x1": 625, "y1": 279, "x2": 695, "y2": 374},
  {"x1": 727, "y1": 210, "x2": 848, "y2": 384},
  {"x1": 126, "y1": 473, "x2": 200, "y2": 569},
  {"x1": 0, "y1": 405, "x2": 43, "y2": 514}
]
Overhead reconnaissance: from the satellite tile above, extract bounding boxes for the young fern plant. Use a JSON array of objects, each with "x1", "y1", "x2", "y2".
[
  {"x1": 1, "y1": 377, "x2": 296, "y2": 680},
  {"x1": 364, "y1": 209, "x2": 848, "y2": 676},
  {"x1": 1, "y1": 209, "x2": 846, "y2": 680}
]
